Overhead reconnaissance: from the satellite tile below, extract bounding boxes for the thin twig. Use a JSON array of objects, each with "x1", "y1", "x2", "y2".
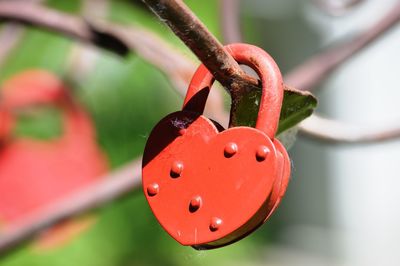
[
  {"x1": 300, "y1": 115, "x2": 400, "y2": 144},
  {"x1": 0, "y1": 1, "x2": 129, "y2": 56},
  {"x1": 220, "y1": 0, "x2": 400, "y2": 144}
]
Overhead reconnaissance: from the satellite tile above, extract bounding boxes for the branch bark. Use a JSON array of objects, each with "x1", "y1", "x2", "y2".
[
  {"x1": 0, "y1": 1, "x2": 129, "y2": 56},
  {"x1": 141, "y1": 0, "x2": 259, "y2": 98}
]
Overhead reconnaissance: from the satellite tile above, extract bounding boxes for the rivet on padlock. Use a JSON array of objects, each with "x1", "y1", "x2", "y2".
[{"x1": 142, "y1": 43, "x2": 291, "y2": 249}]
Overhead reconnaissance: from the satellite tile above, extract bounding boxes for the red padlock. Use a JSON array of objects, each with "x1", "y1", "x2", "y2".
[
  {"x1": 142, "y1": 43, "x2": 291, "y2": 249},
  {"x1": 0, "y1": 70, "x2": 107, "y2": 246}
]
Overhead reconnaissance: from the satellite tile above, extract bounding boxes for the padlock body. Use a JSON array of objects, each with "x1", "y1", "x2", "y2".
[{"x1": 142, "y1": 111, "x2": 280, "y2": 247}]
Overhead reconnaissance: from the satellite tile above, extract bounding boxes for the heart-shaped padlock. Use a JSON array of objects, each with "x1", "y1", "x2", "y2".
[
  {"x1": 0, "y1": 70, "x2": 107, "y2": 227},
  {"x1": 142, "y1": 43, "x2": 291, "y2": 249}
]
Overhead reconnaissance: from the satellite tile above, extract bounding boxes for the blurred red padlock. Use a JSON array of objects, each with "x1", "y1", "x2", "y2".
[
  {"x1": 0, "y1": 70, "x2": 107, "y2": 248},
  {"x1": 142, "y1": 43, "x2": 291, "y2": 249}
]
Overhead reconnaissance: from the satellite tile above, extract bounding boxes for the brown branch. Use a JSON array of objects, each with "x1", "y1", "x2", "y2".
[
  {"x1": 0, "y1": 1, "x2": 129, "y2": 56},
  {"x1": 0, "y1": 159, "x2": 142, "y2": 254},
  {"x1": 141, "y1": 0, "x2": 260, "y2": 99}
]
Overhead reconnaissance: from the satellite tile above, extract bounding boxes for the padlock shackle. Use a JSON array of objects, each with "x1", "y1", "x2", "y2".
[
  {"x1": 0, "y1": 70, "x2": 94, "y2": 142},
  {"x1": 182, "y1": 43, "x2": 283, "y2": 139}
]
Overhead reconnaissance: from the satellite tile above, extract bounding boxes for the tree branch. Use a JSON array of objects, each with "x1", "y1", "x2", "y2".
[
  {"x1": 300, "y1": 115, "x2": 400, "y2": 144},
  {"x1": 141, "y1": 0, "x2": 259, "y2": 97},
  {"x1": 0, "y1": 1, "x2": 129, "y2": 56}
]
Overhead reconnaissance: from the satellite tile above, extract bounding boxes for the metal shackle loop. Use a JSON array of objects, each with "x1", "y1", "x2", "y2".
[{"x1": 182, "y1": 43, "x2": 284, "y2": 139}]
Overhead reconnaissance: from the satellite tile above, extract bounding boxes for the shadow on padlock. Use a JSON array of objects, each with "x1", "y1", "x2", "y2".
[
  {"x1": 0, "y1": 70, "x2": 108, "y2": 250},
  {"x1": 142, "y1": 43, "x2": 291, "y2": 250}
]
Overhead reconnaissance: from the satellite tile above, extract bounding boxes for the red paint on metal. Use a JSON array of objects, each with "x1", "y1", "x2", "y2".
[{"x1": 142, "y1": 43, "x2": 291, "y2": 249}]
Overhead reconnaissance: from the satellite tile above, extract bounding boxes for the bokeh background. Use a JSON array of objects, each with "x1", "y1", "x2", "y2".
[{"x1": 1, "y1": 0, "x2": 400, "y2": 265}]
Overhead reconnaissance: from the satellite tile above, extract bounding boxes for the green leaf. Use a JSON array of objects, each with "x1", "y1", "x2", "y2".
[
  {"x1": 278, "y1": 86, "x2": 317, "y2": 134},
  {"x1": 232, "y1": 85, "x2": 317, "y2": 135}
]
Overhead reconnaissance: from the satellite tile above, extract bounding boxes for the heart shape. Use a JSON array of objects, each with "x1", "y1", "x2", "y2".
[{"x1": 142, "y1": 111, "x2": 280, "y2": 247}]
